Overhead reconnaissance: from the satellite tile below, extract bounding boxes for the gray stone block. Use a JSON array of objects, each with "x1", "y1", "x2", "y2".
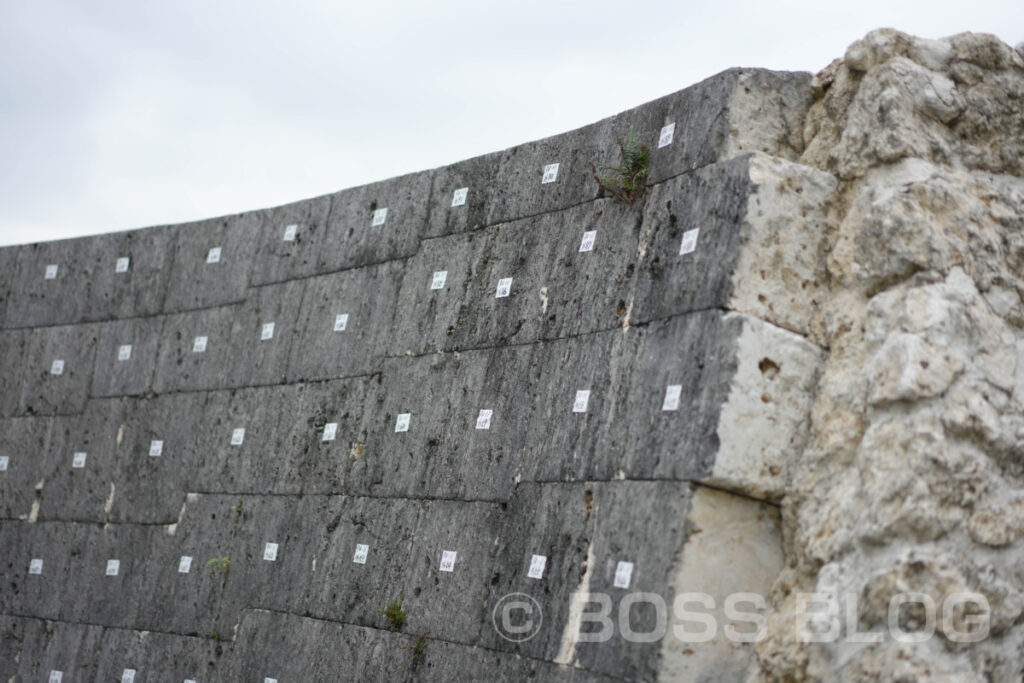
[
  {"x1": 15, "y1": 322, "x2": 100, "y2": 416},
  {"x1": 0, "y1": 415, "x2": 52, "y2": 519},
  {"x1": 0, "y1": 330, "x2": 26, "y2": 416},
  {"x1": 35, "y1": 400, "x2": 120, "y2": 523},
  {"x1": 287, "y1": 261, "x2": 403, "y2": 381},
  {"x1": 226, "y1": 279, "x2": 305, "y2": 387},
  {"x1": 250, "y1": 193, "x2": 333, "y2": 286},
  {"x1": 79, "y1": 225, "x2": 177, "y2": 323},
  {"x1": 162, "y1": 212, "x2": 260, "y2": 313},
  {"x1": 93, "y1": 627, "x2": 224, "y2": 683},
  {"x1": 316, "y1": 170, "x2": 434, "y2": 274},
  {"x1": 2, "y1": 237, "x2": 97, "y2": 328},
  {"x1": 9, "y1": 522, "x2": 92, "y2": 620},
  {"x1": 90, "y1": 316, "x2": 164, "y2": 397},
  {"x1": 107, "y1": 392, "x2": 205, "y2": 524},
  {"x1": 424, "y1": 149, "x2": 503, "y2": 239},
  {"x1": 151, "y1": 304, "x2": 237, "y2": 393},
  {"x1": 7, "y1": 617, "x2": 104, "y2": 682},
  {"x1": 0, "y1": 245, "x2": 16, "y2": 329}
]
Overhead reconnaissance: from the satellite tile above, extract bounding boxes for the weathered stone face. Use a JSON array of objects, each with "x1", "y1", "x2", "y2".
[{"x1": 1, "y1": 27, "x2": 1022, "y2": 683}]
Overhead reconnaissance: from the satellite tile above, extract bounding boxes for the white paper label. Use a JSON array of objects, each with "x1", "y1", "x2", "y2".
[
  {"x1": 579, "y1": 230, "x2": 597, "y2": 252},
  {"x1": 49, "y1": 672, "x2": 62, "y2": 683},
  {"x1": 322, "y1": 422, "x2": 338, "y2": 442},
  {"x1": 192, "y1": 336, "x2": 208, "y2": 353},
  {"x1": 353, "y1": 543, "x2": 369, "y2": 564},
  {"x1": 475, "y1": 409, "x2": 493, "y2": 430},
  {"x1": 333, "y1": 313, "x2": 349, "y2": 332},
  {"x1": 451, "y1": 187, "x2": 468, "y2": 207},
  {"x1": 679, "y1": 228, "x2": 700, "y2": 255},
  {"x1": 614, "y1": 560, "x2": 634, "y2": 588},
  {"x1": 206, "y1": 247, "x2": 222, "y2": 264},
  {"x1": 121, "y1": 669, "x2": 136, "y2": 683},
  {"x1": 541, "y1": 163, "x2": 559, "y2": 184},
  {"x1": 106, "y1": 559, "x2": 120, "y2": 576},
  {"x1": 658, "y1": 122, "x2": 675, "y2": 149},
  {"x1": 185, "y1": 680, "x2": 197, "y2": 683},
  {"x1": 439, "y1": 550, "x2": 457, "y2": 572},
  {"x1": 495, "y1": 277, "x2": 512, "y2": 298},
  {"x1": 395, "y1": 413, "x2": 411, "y2": 433},
  {"x1": 72, "y1": 451, "x2": 87, "y2": 469},
  {"x1": 263, "y1": 542, "x2": 278, "y2": 561},
  {"x1": 178, "y1": 555, "x2": 193, "y2": 573},
  {"x1": 264, "y1": 678, "x2": 278, "y2": 683},
  {"x1": 50, "y1": 359, "x2": 65, "y2": 375},
  {"x1": 115, "y1": 257, "x2": 130, "y2": 273},
  {"x1": 0, "y1": 455, "x2": 8, "y2": 472},
  {"x1": 573, "y1": 390, "x2": 590, "y2": 413},
  {"x1": 45, "y1": 264, "x2": 58, "y2": 279},
  {"x1": 261, "y1": 322, "x2": 275, "y2": 341},
  {"x1": 372, "y1": 208, "x2": 388, "y2": 226},
  {"x1": 527, "y1": 554, "x2": 547, "y2": 580},
  {"x1": 283, "y1": 223, "x2": 298, "y2": 241},
  {"x1": 149, "y1": 440, "x2": 164, "y2": 457},
  {"x1": 231, "y1": 428, "x2": 245, "y2": 446},
  {"x1": 662, "y1": 385, "x2": 682, "y2": 411},
  {"x1": 118, "y1": 344, "x2": 132, "y2": 361},
  {"x1": 29, "y1": 558, "x2": 43, "y2": 575},
  {"x1": 430, "y1": 270, "x2": 448, "y2": 290}
]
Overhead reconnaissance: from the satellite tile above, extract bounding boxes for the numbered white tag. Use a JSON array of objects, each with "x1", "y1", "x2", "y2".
[
  {"x1": 118, "y1": 344, "x2": 132, "y2": 361},
  {"x1": 261, "y1": 322, "x2": 275, "y2": 341},
  {"x1": 264, "y1": 678, "x2": 278, "y2": 683},
  {"x1": 283, "y1": 224, "x2": 298, "y2": 241},
  {"x1": 573, "y1": 390, "x2": 591, "y2": 413},
  {"x1": 395, "y1": 413, "x2": 411, "y2": 433},
  {"x1": 44, "y1": 264, "x2": 58, "y2": 279},
  {"x1": 192, "y1": 336, "x2": 208, "y2": 353},
  {"x1": 658, "y1": 122, "x2": 675, "y2": 148},
  {"x1": 0, "y1": 455, "x2": 8, "y2": 472},
  {"x1": 679, "y1": 228, "x2": 700, "y2": 255},
  {"x1": 541, "y1": 163, "x2": 559, "y2": 184},
  {"x1": 322, "y1": 423, "x2": 338, "y2": 442},
  {"x1": 372, "y1": 208, "x2": 388, "y2": 226},
  {"x1": 579, "y1": 231, "x2": 597, "y2": 252},
  {"x1": 333, "y1": 313, "x2": 349, "y2": 332},
  {"x1": 613, "y1": 560, "x2": 634, "y2": 588},
  {"x1": 230, "y1": 428, "x2": 245, "y2": 446},
  {"x1": 495, "y1": 277, "x2": 512, "y2": 298},
  {"x1": 430, "y1": 270, "x2": 448, "y2": 290},
  {"x1": 263, "y1": 542, "x2": 279, "y2": 561},
  {"x1": 106, "y1": 559, "x2": 121, "y2": 576},
  {"x1": 353, "y1": 543, "x2": 369, "y2": 564},
  {"x1": 185, "y1": 680, "x2": 198, "y2": 683},
  {"x1": 50, "y1": 359, "x2": 65, "y2": 375},
  {"x1": 439, "y1": 550, "x2": 457, "y2": 572},
  {"x1": 149, "y1": 440, "x2": 164, "y2": 457},
  {"x1": 29, "y1": 558, "x2": 43, "y2": 575},
  {"x1": 49, "y1": 672, "x2": 62, "y2": 683},
  {"x1": 451, "y1": 187, "x2": 468, "y2": 207},
  {"x1": 527, "y1": 554, "x2": 547, "y2": 580},
  {"x1": 206, "y1": 247, "x2": 222, "y2": 264},
  {"x1": 475, "y1": 409, "x2": 493, "y2": 430},
  {"x1": 662, "y1": 385, "x2": 682, "y2": 411},
  {"x1": 72, "y1": 452, "x2": 87, "y2": 469},
  {"x1": 121, "y1": 669, "x2": 136, "y2": 683},
  {"x1": 178, "y1": 555, "x2": 193, "y2": 573},
  {"x1": 115, "y1": 257, "x2": 131, "y2": 273}
]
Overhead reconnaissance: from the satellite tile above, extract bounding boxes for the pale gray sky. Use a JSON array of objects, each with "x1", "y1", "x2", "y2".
[{"x1": 1, "y1": 1, "x2": 1020, "y2": 246}]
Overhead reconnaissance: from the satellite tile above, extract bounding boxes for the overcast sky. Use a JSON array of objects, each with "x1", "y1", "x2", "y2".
[{"x1": 1, "y1": 1, "x2": 1020, "y2": 247}]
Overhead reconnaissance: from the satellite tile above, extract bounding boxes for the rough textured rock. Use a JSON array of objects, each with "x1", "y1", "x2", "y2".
[{"x1": 755, "y1": 29, "x2": 1024, "y2": 682}]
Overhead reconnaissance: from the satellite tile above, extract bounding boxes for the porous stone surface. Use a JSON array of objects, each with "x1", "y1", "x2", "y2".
[
  {"x1": 1, "y1": 28, "x2": 1021, "y2": 682},
  {"x1": 754, "y1": 29, "x2": 1024, "y2": 682}
]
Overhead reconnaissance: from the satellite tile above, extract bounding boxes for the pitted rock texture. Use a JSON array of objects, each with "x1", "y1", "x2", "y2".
[{"x1": 755, "y1": 29, "x2": 1024, "y2": 682}]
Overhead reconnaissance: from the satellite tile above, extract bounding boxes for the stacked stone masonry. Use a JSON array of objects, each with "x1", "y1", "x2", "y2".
[{"x1": 2, "y1": 29, "x2": 1023, "y2": 682}]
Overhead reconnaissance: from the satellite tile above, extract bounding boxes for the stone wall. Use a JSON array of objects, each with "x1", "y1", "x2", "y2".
[{"x1": 1, "y1": 29, "x2": 1022, "y2": 682}]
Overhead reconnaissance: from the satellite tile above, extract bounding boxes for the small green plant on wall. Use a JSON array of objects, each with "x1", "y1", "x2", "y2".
[
  {"x1": 206, "y1": 556, "x2": 230, "y2": 573},
  {"x1": 407, "y1": 635, "x2": 427, "y2": 666},
  {"x1": 376, "y1": 594, "x2": 405, "y2": 631},
  {"x1": 589, "y1": 131, "x2": 650, "y2": 207}
]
